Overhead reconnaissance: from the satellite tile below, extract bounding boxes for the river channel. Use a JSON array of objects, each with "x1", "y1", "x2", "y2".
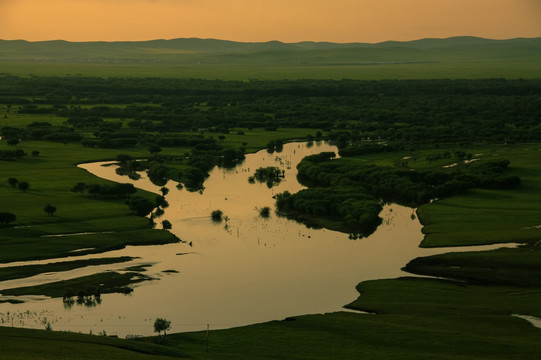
[{"x1": 0, "y1": 142, "x2": 513, "y2": 337}]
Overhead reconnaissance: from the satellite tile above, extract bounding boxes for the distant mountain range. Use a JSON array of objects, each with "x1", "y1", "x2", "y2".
[{"x1": 1, "y1": 37, "x2": 540, "y2": 66}]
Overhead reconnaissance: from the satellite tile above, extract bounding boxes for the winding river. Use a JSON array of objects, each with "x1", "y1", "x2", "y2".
[{"x1": 0, "y1": 142, "x2": 514, "y2": 336}]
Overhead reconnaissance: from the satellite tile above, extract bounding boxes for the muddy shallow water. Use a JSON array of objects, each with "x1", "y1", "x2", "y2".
[{"x1": 0, "y1": 142, "x2": 514, "y2": 336}]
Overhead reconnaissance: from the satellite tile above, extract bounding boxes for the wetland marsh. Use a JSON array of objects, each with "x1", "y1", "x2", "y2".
[{"x1": 0, "y1": 142, "x2": 519, "y2": 336}]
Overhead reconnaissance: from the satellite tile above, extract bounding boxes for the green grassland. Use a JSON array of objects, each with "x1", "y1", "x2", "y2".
[
  {"x1": 417, "y1": 145, "x2": 541, "y2": 247},
  {"x1": 1, "y1": 271, "x2": 150, "y2": 298},
  {"x1": 1, "y1": 36, "x2": 540, "y2": 79},
  {"x1": 3, "y1": 60, "x2": 541, "y2": 80},
  {"x1": 0, "y1": 257, "x2": 133, "y2": 282},
  {"x1": 0, "y1": 140, "x2": 177, "y2": 262},
  {"x1": 402, "y1": 145, "x2": 541, "y2": 286},
  {"x1": 0, "y1": 326, "x2": 187, "y2": 360}
]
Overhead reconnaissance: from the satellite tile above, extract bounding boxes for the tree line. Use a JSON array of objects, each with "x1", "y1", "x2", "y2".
[
  {"x1": 2, "y1": 77, "x2": 541, "y2": 147},
  {"x1": 296, "y1": 153, "x2": 520, "y2": 207},
  {"x1": 272, "y1": 149, "x2": 521, "y2": 236},
  {"x1": 276, "y1": 187, "x2": 383, "y2": 237}
]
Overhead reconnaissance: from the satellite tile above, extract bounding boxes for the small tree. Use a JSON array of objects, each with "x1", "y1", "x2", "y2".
[
  {"x1": 7, "y1": 138, "x2": 19, "y2": 146},
  {"x1": 154, "y1": 207, "x2": 165, "y2": 218},
  {"x1": 259, "y1": 206, "x2": 271, "y2": 218},
  {"x1": 44, "y1": 204, "x2": 57, "y2": 216},
  {"x1": 160, "y1": 187, "x2": 169, "y2": 196},
  {"x1": 0, "y1": 212, "x2": 16, "y2": 226},
  {"x1": 155, "y1": 195, "x2": 169, "y2": 208},
  {"x1": 31, "y1": 150, "x2": 40, "y2": 157},
  {"x1": 127, "y1": 197, "x2": 155, "y2": 216},
  {"x1": 211, "y1": 209, "x2": 223, "y2": 222},
  {"x1": 18, "y1": 181, "x2": 29, "y2": 192},
  {"x1": 71, "y1": 182, "x2": 87, "y2": 195},
  {"x1": 162, "y1": 220, "x2": 172, "y2": 230},
  {"x1": 115, "y1": 154, "x2": 132, "y2": 163},
  {"x1": 7, "y1": 177, "x2": 18, "y2": 188},
  {"x1": 154, "y1": 318, "x2": 171, "y2": 340}
]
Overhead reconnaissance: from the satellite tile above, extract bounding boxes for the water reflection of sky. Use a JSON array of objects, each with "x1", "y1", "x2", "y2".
[{"x1": 0, "y1": 142, "x2": 513, "y2": 337}]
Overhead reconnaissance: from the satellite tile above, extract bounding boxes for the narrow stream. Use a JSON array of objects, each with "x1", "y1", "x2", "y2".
[{"x1": 0, "y1": 142, "x2": 515, "y2": 336}]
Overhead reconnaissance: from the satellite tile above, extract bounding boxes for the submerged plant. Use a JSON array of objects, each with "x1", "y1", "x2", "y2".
[
  {"x1": 258, "y1": 206, "x2": 271, "y2": 218},
  {"x1": 211, "y1": 209, "x2": 223, "y2": 222}
]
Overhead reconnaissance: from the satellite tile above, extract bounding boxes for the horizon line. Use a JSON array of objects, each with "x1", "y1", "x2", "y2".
[{"x1": 2, "y1": 35, "x2": 541, "y2": 45}]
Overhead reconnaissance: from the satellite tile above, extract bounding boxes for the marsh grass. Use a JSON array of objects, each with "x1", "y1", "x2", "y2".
[{"x1": 0, "y1": 326, "x2": 187, "y2": 359}]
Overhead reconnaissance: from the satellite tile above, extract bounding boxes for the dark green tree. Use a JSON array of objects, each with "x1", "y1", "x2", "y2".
[
  {"x1": 7, "y1": 177, "x2": 18, "y2": 188},
  {"x1": 71, "y1": 182, "x2": 87, "y2": 195},
  {"x1": 153, "y1": 318, "x2": 171, "y2": 340},
  {"x1": 44, "y1": 204, "x2": 57, "y2": 216},
  {"x1": 259, "y1": 206, "x2": 271, "y2": 218},
  {"x1": 18, "y1": 181, "x2": 29, "y2": 192},
  {"x1": 155, "y1": 195, "x2": 169, "y2": 208},
  {"x1": 211, "y1": 209, "x2": 223, "y2": 222},
  {"x1": 154, "y1": 207, "x2": 165, "y2": 218},
  {"x1": 127, "y1": 197, "x2": 155, "y2": 216},
  {"x1": 115, "y1": 154, "x2": 132, "y2": 163},
  {"x1": 0, "y1": 212, "x2": 16, "y2": 226}
]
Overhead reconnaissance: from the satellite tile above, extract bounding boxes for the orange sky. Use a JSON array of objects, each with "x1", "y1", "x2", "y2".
[{"x1": 1, "y1": 0, "x2": 540, "y2": 43}]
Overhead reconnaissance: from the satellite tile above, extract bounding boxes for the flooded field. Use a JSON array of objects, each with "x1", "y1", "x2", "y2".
[{"x1": 0, "y1": 142, "x2": 514, "y2": 336}]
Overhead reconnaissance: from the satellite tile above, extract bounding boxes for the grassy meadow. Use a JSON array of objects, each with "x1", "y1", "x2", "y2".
[
  {"x1": 0, "y1": 140, "x2": 175, "y2": 262},
  {"x1": 1, "y1": 36, "x2": 540, "y2": 79},
  {"x1": 0, "y1": 326, "x2": 187, "y2": 360},
  {"x1": 417, "y1": 145, "x2": 541, "y2": 247},
  {"x1": 3, "y1": 60, "x2": 541, "y2": 80}
]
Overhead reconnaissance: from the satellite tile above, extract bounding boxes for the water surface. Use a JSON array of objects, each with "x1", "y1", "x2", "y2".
[{"x1": 0, "y1": 142, "x2": 513, "y2": 336}]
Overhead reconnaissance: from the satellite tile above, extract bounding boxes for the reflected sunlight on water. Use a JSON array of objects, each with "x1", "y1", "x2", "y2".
[{"x1": 0, "y1": 142, "x2": 514, "y2": 336}]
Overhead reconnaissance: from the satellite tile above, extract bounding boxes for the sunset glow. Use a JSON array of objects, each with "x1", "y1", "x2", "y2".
[{"x1": 1, "y1": 0, "x2": 540, "y2": 42}]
